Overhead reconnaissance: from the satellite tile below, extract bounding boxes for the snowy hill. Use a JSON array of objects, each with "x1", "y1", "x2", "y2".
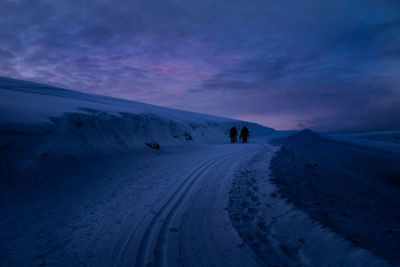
[{"x1": 0, "y1": 77, "x2": 273, "y2": 182}]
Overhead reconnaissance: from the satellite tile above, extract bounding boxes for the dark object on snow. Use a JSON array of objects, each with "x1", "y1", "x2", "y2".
[
  {"x1": 145, "y1": 143, "x2": 160, "y2": 150},
  {"x1": 74, "y1": 121, "x2": 84, "y2": 127},
  {"x1": 153, "y1": 143, "x2": 160, "y2": 150},
  {"x1": 229, "y1": 127, "x2": 238, "y2": 143},
  {"x1": 240, "y1": 127, "x2": 250, "y2": 143},
  {"x1": 184, "y1": 132, "x2": 193, "y2": 141}
]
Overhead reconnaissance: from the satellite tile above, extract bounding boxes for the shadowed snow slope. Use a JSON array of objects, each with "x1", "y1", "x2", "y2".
[
  {"x1": 270, "y1": 130, "x2": 400, "y2": 264},
  {"x1": 0, "y1": 77, "x2": 273, "y2": 183}
]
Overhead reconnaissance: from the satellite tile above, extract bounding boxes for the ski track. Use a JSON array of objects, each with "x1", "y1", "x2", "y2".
[
  {"x1": 153, "y1": 153, "x2": 229, "y2": 266},
  {"x1": 132, "y1": 152, "x2": 229, "y2": 267},
  {"x1": 176, "y1": 146, "x2": 263, "y2": 267},
  {"x1": 127, "y1": 147, "x2": 259, "y2": 267}
]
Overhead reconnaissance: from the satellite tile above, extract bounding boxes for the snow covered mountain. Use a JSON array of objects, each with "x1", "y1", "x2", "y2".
[{"x1": 0, "y1": 77, "x2": 273, "y2": 182}]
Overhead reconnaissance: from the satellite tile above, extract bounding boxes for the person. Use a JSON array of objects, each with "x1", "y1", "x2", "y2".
[
  {"x1": 240, "y1": 126, "x2": 249, "y2": 143},
  {"x1": 229, "y1": 127, "x2": 238, "y2": 143}
]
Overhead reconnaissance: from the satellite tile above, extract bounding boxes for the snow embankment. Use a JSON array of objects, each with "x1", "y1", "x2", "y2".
[
  {"x1": 229, "y1": 147, "x2": 390, "y2": 266},
  {"x1": 269, "y1": 129, "x2": 400, "y2": 264},
  {"x1": 0, "y1": 77, "x2": 273, "y2": 183}
]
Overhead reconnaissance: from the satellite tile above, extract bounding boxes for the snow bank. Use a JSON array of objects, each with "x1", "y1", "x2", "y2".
[
  {"x1": 229, "y1": 147, "x2": 390, "y2": 266},
  {"x1": 270, "y1": 130, "x2": 400, "y2": 264},
  {"x1": 0, "y1": 77, "x2": 273, "y2": 183}
]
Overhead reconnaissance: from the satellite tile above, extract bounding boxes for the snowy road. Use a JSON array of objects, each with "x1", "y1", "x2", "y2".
[
  {"x1": 0, "y1": 142, "x2": 391, "y2": 266},
  {"x1": 0, "y1": 144, "x2": 265, "y2": 266},
  {"x1": 125, "y1": 145, "x2": 263, "y2": 267}
]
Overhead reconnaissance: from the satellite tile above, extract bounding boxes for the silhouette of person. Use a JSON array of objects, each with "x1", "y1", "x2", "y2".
[
  {"x1": 240, "y1": 126, "x2": 249, "y2": 143},
  {"x1": 229, "y1": 127, "x2": 238, "y2": 143}
]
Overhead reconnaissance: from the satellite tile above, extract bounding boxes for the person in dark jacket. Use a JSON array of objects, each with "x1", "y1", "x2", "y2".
[
  {"x1": 229, "y1": 127, "x2": 238, "y2": 143},
  {"x1": 240, "y1": 126, "x2": 249, "y2": 143}
]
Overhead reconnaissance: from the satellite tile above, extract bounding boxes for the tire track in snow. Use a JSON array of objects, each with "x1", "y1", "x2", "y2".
[
  {"x1": 177, "y1": 145, "x2": 264, "y2": 267},
  {"x1": 153, "y1": 150, "x2": 240, "y2": 267},
  {"x1": 134, "y1": 153, "x2": 229, "y2": 267},
  {"x1": 118, "y1": 151, "x2": 231, "y2": 267}
]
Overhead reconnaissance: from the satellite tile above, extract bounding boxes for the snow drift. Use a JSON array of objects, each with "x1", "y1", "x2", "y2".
[{"x1": 0, "y1": 77, "x2": 273, "y2": 183}]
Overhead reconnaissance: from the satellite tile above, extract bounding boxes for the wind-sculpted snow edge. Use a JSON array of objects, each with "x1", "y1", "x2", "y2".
[
  {"x1": 0, "y1": 108, "x2": 270, "y2": 184},
  {"x1": 227, "y1": 145, "x2": 391, "y2": 266},
  {"x1": 0, "y1": 77, "x2": 274, "y2": 184}
]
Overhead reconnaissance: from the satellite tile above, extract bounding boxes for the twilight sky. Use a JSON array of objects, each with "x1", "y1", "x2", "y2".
[{"x1": 1, "y1": 0, "x2": 400, "y2": 132}]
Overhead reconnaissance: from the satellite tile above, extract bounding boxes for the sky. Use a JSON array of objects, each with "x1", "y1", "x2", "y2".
[{"x1": 0, "y1": 0, "x2": 399, "y2": 132}]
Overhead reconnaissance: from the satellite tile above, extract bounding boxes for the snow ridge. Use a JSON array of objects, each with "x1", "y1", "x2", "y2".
[{"x1": 0, "y1": 77, "x2": 273, "y2": 183}]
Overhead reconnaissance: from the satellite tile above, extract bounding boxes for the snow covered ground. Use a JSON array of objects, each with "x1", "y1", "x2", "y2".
[
  {"x1": 0, "y1": 77, "x2": 272, "y2": 184},
  {"x1": 0, "y1": 77, "x2": 398, "y2": 266},
  {"x1": 230, "y1": 146, "x2": 390, "y2": 266},
  {"x1": 328, "y1": 130, "x2": 400, "y2": 154},
  {"x1": 1, "y1": 144, "x2": 263, "y2": 266},
  {"x1": 270, "y1": 130, "x2": 400, "y2": 265}
]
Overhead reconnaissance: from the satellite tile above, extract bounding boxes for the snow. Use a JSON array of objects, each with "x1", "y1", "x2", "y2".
[
  {"x1": 229, "y1": 146, "x2": 391, "y2": 266},
  {"x1": 269, "y1": 130, "x2": 400, "y2": 265},
  {"x1": 0, "y1": 77, "x2": 272, "y2": 183},
  {"x1": 328, "y1": 130, "x2": 400, "y2": 154},
  {"x1": 0, "y1": 77, "x2": 397, "y2": 266},
  {"x1": 0, "y1": 77, "x2": 270, "y2": 131}
]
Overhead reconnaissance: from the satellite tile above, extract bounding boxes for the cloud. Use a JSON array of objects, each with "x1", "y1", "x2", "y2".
[{"x1": 0, "y1": 0, "x2": 399, "y2": 132}]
